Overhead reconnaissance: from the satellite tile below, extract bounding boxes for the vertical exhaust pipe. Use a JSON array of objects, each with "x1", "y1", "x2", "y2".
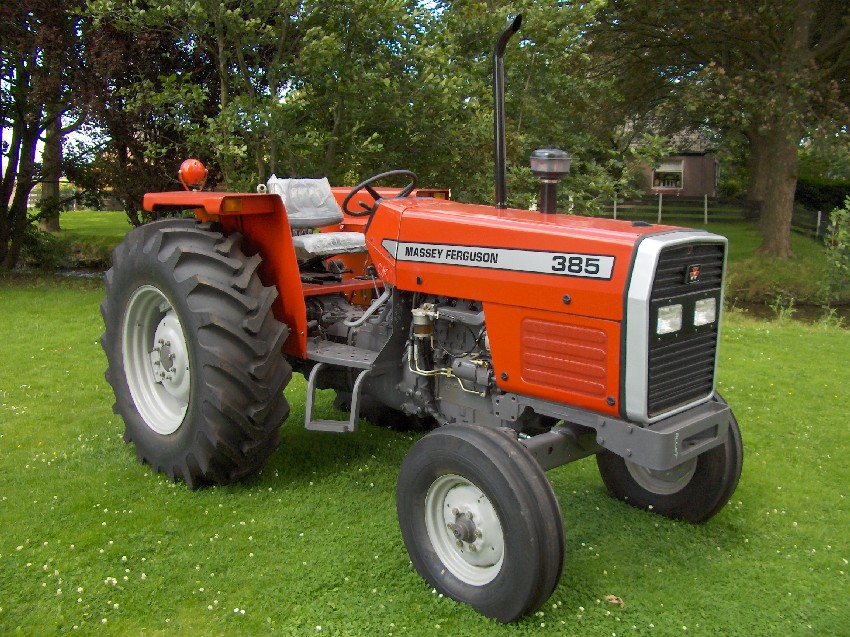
[{"x1": 493, "y1": 14, "x2": 522, "y2": 209}]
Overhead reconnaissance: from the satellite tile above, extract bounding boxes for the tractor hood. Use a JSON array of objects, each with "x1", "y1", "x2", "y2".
[{"x1": 365, "y1": 197, "x2": 699, "y2": 322}]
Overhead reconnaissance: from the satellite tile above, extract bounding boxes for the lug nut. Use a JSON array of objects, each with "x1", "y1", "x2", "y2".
[{"x1": 468, "y1": 543, "x2": 477, "y2": 552}]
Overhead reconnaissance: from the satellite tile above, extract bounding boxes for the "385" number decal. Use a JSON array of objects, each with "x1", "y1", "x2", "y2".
[{"x1": 550, "y1": 254, "x2": 613, "y2": 278}]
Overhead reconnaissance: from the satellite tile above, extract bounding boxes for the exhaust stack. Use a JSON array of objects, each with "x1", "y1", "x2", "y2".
[{"x1": 493, "y1": 14, "x2": 522, "y2": 209}]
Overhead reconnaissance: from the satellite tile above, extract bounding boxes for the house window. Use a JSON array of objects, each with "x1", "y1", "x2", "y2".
[{"x1": 653, "y1": 160, "x2": 683, "y2": 189}]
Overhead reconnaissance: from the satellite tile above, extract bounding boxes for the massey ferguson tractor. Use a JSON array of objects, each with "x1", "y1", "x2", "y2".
[{"x1": 100, "y1": 15, "x2": 742, "y2": 622}]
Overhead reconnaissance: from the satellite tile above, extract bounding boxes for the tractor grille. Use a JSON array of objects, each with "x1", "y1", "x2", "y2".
[{"x1": 647, "y1": 242, "x2": 725, "y2": 416}]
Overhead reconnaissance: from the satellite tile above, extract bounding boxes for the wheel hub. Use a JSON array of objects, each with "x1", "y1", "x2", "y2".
[
  {"x1": 425, "y1": 474, "x2": 505, "y2": 585},
  {"x1": 625, "y1": 458, "x2": 698, "y2": 495},
  {"x1": 149, "y1": 312, "x2": 190, "y2": 401},
  {"x1": 122, "y1": 285, "x2": 191, "y2": 436},
  {"x1": 448, "y1": 511, "x2": 477, "y2": 543}
]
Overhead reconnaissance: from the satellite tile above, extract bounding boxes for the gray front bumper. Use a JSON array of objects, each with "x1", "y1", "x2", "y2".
[{"x1": 518, "y1": 395, "x2": 732, "y2": 472}]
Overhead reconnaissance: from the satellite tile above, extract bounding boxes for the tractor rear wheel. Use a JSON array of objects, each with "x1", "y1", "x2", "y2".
[
  {"x1": 101, "y1": 219, "x2": 291, "y2": 488},
  {"x1": 397, "y1": 424, "x2": 565, "y2": 622},
  {"x1": 596, "y1": 395, "x2": 743, "y2": 523}
]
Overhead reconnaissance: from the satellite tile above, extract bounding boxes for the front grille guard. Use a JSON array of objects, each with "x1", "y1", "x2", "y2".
[{"x1": 624, "y1": 231, "x2": 728, "y2": 424}]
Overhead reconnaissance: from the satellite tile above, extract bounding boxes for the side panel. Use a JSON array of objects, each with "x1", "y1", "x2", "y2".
[
  {"x1": 361, "y1": 205, "x2": 403, "y2": 287},
  {"x1": 376, "y1": 202, "x2": 640, "y2": 321},
  {"x1": 484, "y1": 303, "x2": 622, "y2": 416}
]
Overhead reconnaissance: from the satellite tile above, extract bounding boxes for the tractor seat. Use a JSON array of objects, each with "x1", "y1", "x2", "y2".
[{"x1": 266, "y1": 176, "x2": 367, "y2": 258}]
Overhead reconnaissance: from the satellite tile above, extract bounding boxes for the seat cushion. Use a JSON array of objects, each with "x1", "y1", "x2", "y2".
[
  {"x1": 267, "y1": 176, "x2": 344, "y2": 229},
  {"x1": 292, "y1": 232, "x2": 367, "y2": 258}
]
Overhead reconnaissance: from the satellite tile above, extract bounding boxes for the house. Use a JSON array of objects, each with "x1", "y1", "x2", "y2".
[{"x1": 641, "y1": 131, "x2": 719, "y2": 198}]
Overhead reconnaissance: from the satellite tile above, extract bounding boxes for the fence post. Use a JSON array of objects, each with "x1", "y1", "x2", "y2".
[
  {"x1": 657, "y1": 193, "x2": 663, "y2": 223},
  {"x1": 816, "y1": 210, "x2": 822, "y2": 238},
  {"x1": 704, "y1": 194, "x2": 708, "y2": 225},
  {"x1": 613, "y1": 193, "x2": 618, "y2": 220}
]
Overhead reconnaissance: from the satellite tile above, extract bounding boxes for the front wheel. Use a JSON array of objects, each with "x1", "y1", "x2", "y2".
[
  {"x1": 596, "y1": 396, "x2": 743, "y2": 523},
  {"x1": 101, "y1": 220, "x2": 292, "y2": 488},
  {"x1": 397, "y1": 424, "x2": 565, "y2": 622}
]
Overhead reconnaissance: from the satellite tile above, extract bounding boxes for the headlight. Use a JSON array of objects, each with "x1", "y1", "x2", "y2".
[
  {"x1": 656, "y1": 304, "x2": 683, "y2": 334},
  {"x1": 694, "y1": 297, "x2": 717, "y2": 326}
]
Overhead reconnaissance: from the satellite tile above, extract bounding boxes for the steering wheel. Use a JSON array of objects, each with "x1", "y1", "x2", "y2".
[{"x1": 342, "y1": 170, "x2": 418, "y2": 217}]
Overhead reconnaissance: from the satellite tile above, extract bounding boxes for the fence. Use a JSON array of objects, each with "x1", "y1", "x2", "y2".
[
  {"x1": 790, "y1": 208, "x2": 830, "y2": 239},
  {"x1": 595, "y1": 194, "x2": 827, "y2": 240}
]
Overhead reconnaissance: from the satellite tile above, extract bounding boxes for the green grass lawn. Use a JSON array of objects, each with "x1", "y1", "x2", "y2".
[
  {"x1": 0, "y1": 276, "x2": 847, "y2": 635},
  {"x1": 59, "y1": 210, "x2": 132, "y2": 245},
  {"x1": 50, "y1": 211, "x2": 133, "y2": 269}
]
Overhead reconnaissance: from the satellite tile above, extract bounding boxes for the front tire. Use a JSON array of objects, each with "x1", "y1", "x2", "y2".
[
  {"x1": 101, "y1": 219, "x2": 291, "y2": 488},
  {"x1": 596, "y1": 395, "x2": 743, "y2": 523},
  {"x1": 397, "y1": 424, "x2": 565, "y2": 622}
]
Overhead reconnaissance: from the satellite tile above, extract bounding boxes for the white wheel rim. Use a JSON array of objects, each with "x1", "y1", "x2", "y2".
[
  {"x1": 626, "y1": 458, "x2": 697, "y2": 495},
  {"x1": 122, "y1": 285, "x2": 190, "y2": 435},
  {"x1": 424, "y1": 474, "x2": 505, "y2": 586}
]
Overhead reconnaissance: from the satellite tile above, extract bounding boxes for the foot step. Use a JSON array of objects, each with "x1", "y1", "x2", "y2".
[{"x1": 304, "y1": 340, "x2": 378, "y2": 432}]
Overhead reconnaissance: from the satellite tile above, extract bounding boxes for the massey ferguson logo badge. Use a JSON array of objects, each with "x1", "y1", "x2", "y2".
[{"x1": 686, "y1": 264, "x2": 701, "y2": 284}]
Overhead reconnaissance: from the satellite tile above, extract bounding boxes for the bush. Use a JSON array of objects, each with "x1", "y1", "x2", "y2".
[
  {"x1": 18, "y1": 224, "x2": 67, "y2": 270},
  {"x1": 795, "y1": 176, "x2": 850, "y2": 212},
  {"x1": 822, "y1": 196, "x2": 850, "y2": 304},
  {"x1": 18, "y1": 221, "x2": 115, "y2": 271}
]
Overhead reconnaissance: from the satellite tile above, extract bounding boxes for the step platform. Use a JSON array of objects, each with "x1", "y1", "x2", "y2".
[{"x1": 303, "y1": 340, "x2": 379, "y2": 433}]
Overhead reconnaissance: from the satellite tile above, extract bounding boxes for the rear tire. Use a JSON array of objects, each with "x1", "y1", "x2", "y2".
[
  {"x1": 596, "y1": 395, "x2": 743, "y2": 523},
  {"x1": 101, "y1": 219, "x2": 291, "y2": 488},
  {"x1": 397, "y1": 424, "x2": 565, "y2": 622}
]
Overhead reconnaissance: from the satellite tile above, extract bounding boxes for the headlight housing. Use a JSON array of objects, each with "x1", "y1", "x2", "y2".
[
  {"x1": 656, "y1": 304, "x2": 683, "y2": 335},
  {"x1": 694, "y1": 297, "x2": 717, "y2": 326}
]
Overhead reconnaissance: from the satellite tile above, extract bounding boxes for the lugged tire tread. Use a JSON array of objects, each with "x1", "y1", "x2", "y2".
[{"x1": 101, "y1": 218, "x2": 291, "y2": 488}]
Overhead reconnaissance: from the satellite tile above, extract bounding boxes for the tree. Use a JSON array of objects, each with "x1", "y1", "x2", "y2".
[
  {"x1": 83, "y1": 0, "x2": 659, "y2": 213},
  {"x1": 79, "y1": 12, "x2": 217, "y2": 224},
  {"x1": 591, "y1": 0, "x2": 850, "y2": 257},
  {"x1": 1, "y1": 3, "x2": 91, "y2": 267}
]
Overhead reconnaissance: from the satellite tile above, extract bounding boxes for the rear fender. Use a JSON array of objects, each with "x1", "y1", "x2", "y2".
[{"x1": 143, "y1": 191, "x2": 308, "y2": 357}]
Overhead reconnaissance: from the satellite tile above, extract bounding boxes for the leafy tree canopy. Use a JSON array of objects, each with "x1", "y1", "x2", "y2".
[
  {"x1": 590, "y1": 0, "x2": 850, "y2": 256},
  {"x1": 4, "y1": 0, "x2": 849, "y2": 268}
]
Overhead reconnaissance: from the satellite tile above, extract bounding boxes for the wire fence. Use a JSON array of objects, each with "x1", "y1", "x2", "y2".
[{"x1": 593, "y1": 194, "x2": 830, "y2": 240}]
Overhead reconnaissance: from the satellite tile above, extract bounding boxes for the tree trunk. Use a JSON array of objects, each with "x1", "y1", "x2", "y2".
[
  {"x1": 2, "y1": 126, "x2": 40, "y2": 270},
  {"x1": 0, "y1": 123, "x2": 23, "y2": 266},
  {"x1": 324, "y1": 98, "x2": 344, "y2": 174},
  {"x1": 753, "y1": 2, "x2": 811, "y2": 259},
  {"x1": 754, "y1": 125, "x2": 801, "y2": 259},
  {"x1": 38, "y1": 111, "x2": 63, "y2": 233},
  {"x1": 746, "y1": 127, "x2": 770, "y2": 205}
]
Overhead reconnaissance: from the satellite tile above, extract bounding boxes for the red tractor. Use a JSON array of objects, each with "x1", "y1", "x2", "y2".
[{"x1": 100, "y1": 15, "x2": 742, "y2": 622}]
